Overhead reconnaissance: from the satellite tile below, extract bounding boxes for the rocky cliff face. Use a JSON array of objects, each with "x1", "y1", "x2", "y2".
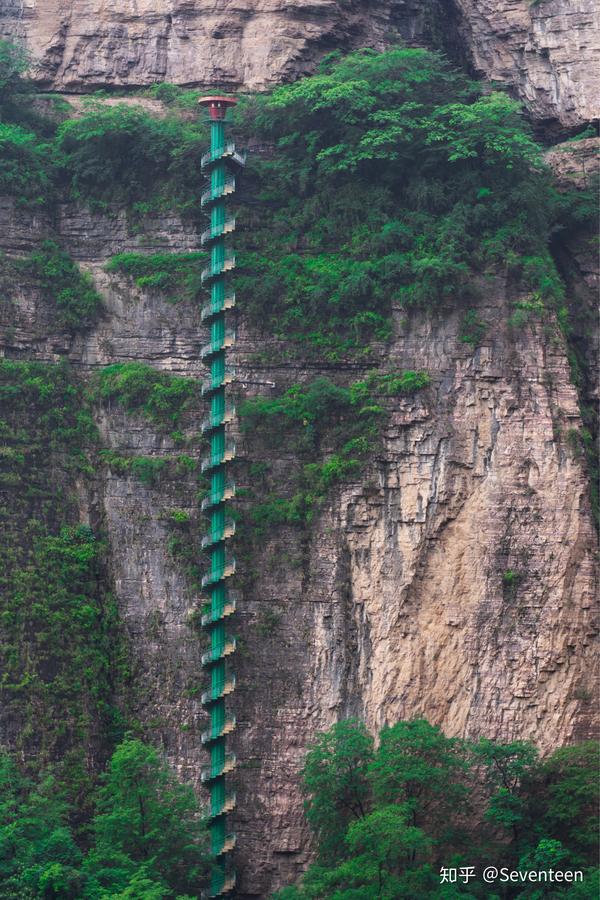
[
  {"x1": 449, "y1": 0, "x2": 600, "y2": 128},
  {"x1": 0, "y1": 130, "x2": 597, "y2": 894},
  {"x1": 0, "y1": 3, "x2": 598, "y2": 894},
  {"x1": 0, "y1": 0, "x2": 428, "y2": 92},
  {"x1": 1, "y1": 0, "x2": 598, "y2": 126}
]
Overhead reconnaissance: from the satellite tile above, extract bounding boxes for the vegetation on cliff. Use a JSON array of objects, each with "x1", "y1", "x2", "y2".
[
  {"x1": 0, "y1": 738, "x2": 209, "y2": 898},
  {"x1": 0, "y1": 361, "x2": 120, "y2": 803},
  {"x1": 0, "y1": 360, "x2": 201, "y2": 813},
  {"x1": 238, "y1": 371, "x2": 430, "y2": 529},
  {"x1": 274, "y1": 720, "x2": 599, "y2": 899},
  {"x1": 91, "y1": 362, "x2": 197, "y2": 432},
  {"x1": 233, "y1": 48, "x2": 594, "y2": 357},
  {"x1": 0, "y1": 41, "x2": 595, "y2": 354}
]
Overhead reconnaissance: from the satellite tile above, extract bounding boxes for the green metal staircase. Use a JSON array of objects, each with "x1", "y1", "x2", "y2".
[{"x1": 198, "y1": 96, "x2": 245, "y2": 899}]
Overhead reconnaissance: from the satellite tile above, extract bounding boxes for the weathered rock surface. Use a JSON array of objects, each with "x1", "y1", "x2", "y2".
[
  {"x1": 449, "y1": 0, "x2": 600, "y2": 128},
  {"x1": 545, "y1": 137, "x2": 599, "y2": 417},
  {"x1": 0, "y1": 181, "x2": 597, "y2": 895},
  {"x1": 0, "y1": 0, "x2": 429, "y2": 92},
  {"x1": 1, "y1": 0, "x2": 598, "y2": 125},
  {"x1": 545, "y1": 136, "x2": 600, "y2": 191}
]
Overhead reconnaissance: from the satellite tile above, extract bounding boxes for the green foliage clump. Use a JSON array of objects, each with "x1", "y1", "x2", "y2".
[
  {"x1": 53, "y1": 102, "x2": 207, "y2": 213},
  {"x1": 0, "y1": 122, "x2": 52, "y2": 206},
  {"x1": 0, "y1": 361, "x2": 125, "y2": 809},
  {"x1": 275, "y1": 719, "x2": 599, "y2": 899},
  {"x1": 145, "y1": 82, "x2": 203, "y2": 110},
  {"x1": 105, "y1": 251, "x2": 206, "y2": 302},
  {"x1": 99, "y1": 450, "x2": 169, "y2": 486},
  {"x1": 240, "y1": 372, "x2": 429, "y2": 528},
  {"x1": 503, "y1": 568, "x2": 522, "y2": 599},
  {"x1": 531, "y1": 742, "x2": 599, "y2": 865},
  {"x1": 0, "y1": 39, "x2": 30, "y2": 109},
  {"x1": 460, "y1": 309, "x2": 487, "y2": 347},
  {"x1": 0, "y1": 41, "x2": 49, "y2": 204},
  {"x1": 234, "y1": 46, "x2": 569, "y2": 354},
  {"x1": 0, "y1": 359, "x2": 98, "y2": 463},
  {"x1": 17, "y1": 240, "x2": 103, "y2": 330},
  {"x1": 241, "y1": 376, "x2": 364, "y2": 442},
  {"x1": 92, "y1": 362, "x2": 197, "y2": 429},
  {"x1": 350, "y1": 369, "x2": 431, "y2": 399},
  {"x1": 0, "y1": 40, "x2": 57, "y2": 201},
  {"x1": 0, "y1": 739, "x2": 209, "y2": 899}
]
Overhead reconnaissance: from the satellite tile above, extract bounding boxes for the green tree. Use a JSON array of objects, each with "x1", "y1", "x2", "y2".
[
  {"x1": 83, "y1": 739, "x2": 209, "y2": 898},
  {"x1": 472, "y1": 738, "x2": 538, "y2": 848},
  {"x1": 0, "y1": 755, "x2": 82, "y2": 899},
  {"x1": 306, "y1": 805, "x2": 433, "y2": 898},
  {"x1": 527, "y1": 741, "x2": 599, "y2": 867},
  {"x1": 301, "y1": 719, "x2": 374, "y2": 863},
  {"x1": 368, "y1": 720, "x2": 471, "y2": 847}
]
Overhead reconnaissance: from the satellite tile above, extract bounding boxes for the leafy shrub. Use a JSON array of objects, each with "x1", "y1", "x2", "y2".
[
  {"x1": 508, "y1": 297, "x2": 546, "y2": 329},
  {"x1": 53, "y1": 102, "x2": 207, "y2": 212},
  {"x1": 105, "y1": 251, "x2": 205, "y2": 302},
  {"x1": 18, "y1": 240, "x2": 103, "y2": 330},
  {"x1": 99, "y1": 450, "x2": 168, "y2": 486},
  {"x1": 234, "y1": 46, "x2": 565, "y2": 353},
  {"x1": 92, "y1": 362, "x2": 197, "y2": 429},
  {"x1": 145, "y1": 82, "x2": 203, "y2": 110},
  {"x1": 460, "y1": 309, "x2": 487, "y2": 347},
  {"x1": 0, "y1": 122, "x2": 52, "y2": 206}
]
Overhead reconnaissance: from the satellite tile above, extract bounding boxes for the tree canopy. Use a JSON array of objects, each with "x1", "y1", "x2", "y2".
[
  {"x1": 0, "y1": 740, "x2": 209, "y2": 899},
  {"x1": 274, "y1": 719, "x2": 599, "y2": 899}
]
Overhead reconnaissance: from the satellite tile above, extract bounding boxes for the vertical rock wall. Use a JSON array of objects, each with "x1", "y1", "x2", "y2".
[
  {"x1": 1, "y1": 0, "x2": 598, "y2": 125},
  {"x1": 1, "y1": 182, "x2": 596, "y2": 893}
]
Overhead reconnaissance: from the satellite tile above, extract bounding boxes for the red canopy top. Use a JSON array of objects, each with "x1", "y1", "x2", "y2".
[{"x1": 198, "y1": 96, "x2": 238, "y2": 119}]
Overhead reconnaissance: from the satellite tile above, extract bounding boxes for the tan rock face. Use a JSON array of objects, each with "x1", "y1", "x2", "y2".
[
  {"x1": 0, "y1": 0, "x2": 428, "y2": 91},
  {"x1": 545, "y1": 137, "x2": 600, "y2": 191},
  {"x1": 450, "y1": 0, "x2": 600, "y2": 128},
  {"x1": 1, "y1": 0, "x2": 598, "y2": 125}
]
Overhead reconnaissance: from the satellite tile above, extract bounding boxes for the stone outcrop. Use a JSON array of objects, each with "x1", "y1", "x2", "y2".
[
  {"x1": 545, "y1": 137, "x2": 599, "y2": 412},
  {"x1": 449, "y1": 0, "x2": 600, "y2": 128},
  {"x1": 0, "y1": 0, "x2": 428, "y2": 92},
  {"x1": 0, "y1": 138, "x2": 597, "y2": 892},
  {"x1": 545, "y1": 136, "x2": 600, "y2": 191},
  {"x1": 1, "y1": 0, "x2": 598, "y2": 126}
]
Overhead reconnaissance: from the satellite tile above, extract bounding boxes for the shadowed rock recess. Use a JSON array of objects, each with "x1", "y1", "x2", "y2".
[{"x1": 0, "y1": 4, "x2": 598, "y2": 899}]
